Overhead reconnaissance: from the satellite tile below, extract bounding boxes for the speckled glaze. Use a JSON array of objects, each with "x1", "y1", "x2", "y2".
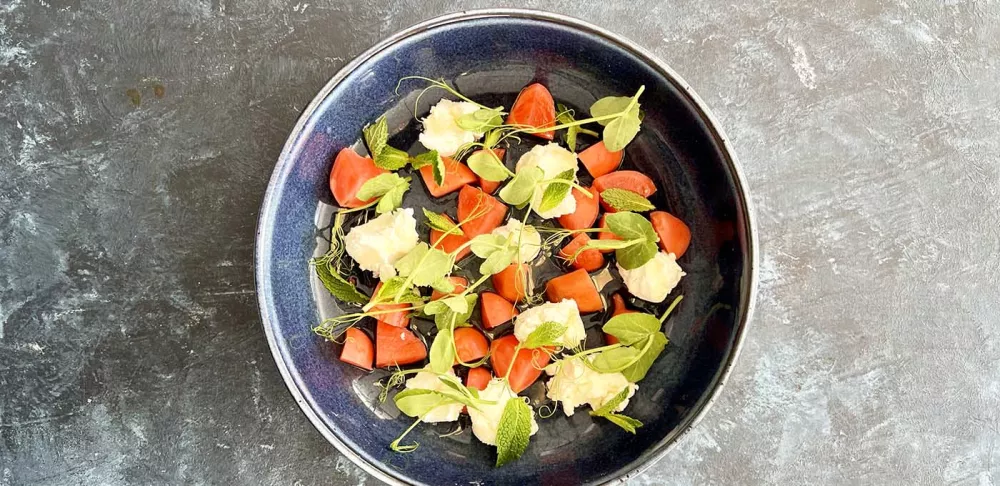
[{"x1": 255, "y1": 10, "x2": 756, "y2": 486}]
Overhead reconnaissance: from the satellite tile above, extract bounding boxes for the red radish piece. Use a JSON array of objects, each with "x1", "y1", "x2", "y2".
[
  {"x1": 474, "y1": 148, "x2": 505, "y2": 194},
  {"x1": 505, "y1": 83, "x2": 556, "y2": 140},
  {"x1": 465, "y1": 367, "x2": 492, "y2": 391},
  {"x1": 329, "y1": 147, "x2": 388, "y2": 208},
  {"x1": 375, "y1": 321, "x2": 427, "y2": 368},
  {"x1": 650, "y1": 211, "x2": 692, "y2": 258},
  {"x1": 557, "y1": 187, "x2": 600, "y2": 231},
  {"x1": 492, "y1": 263, "x2": 531, "y2": 304},
  {"x1": 480, "y1": 291, "x2": 519, "y2": 329},
  {"x1": 339, "y1": 327, "x2": 374, "y2": 370},
  {"x1": 457, "y1": 185, "x2": 508, "y2": 238},
  {"x1": 370, "y1": 282, "x2": 410, "y2": 328},
  {"x1": 419, "y1": 157, "x2": 477, "y2": 198},
  {"x1": 453, "y1": 327, "x2": 489, "y2": 364},
  {"x1": 429, "y1": 213, "x2": 471, "y2": 261},
  {"x1": 490, "y1": 334, "x2": 551, "y2": 393},
  {"x1": 578, "y1": 141, "x2": 623, "y2": 178},
  {"x1": 558, "y1": 233, "x2": 605, "y2": 272},
  {"x1": 545, "y1": 268, "x2": 603, "y2": 313}
]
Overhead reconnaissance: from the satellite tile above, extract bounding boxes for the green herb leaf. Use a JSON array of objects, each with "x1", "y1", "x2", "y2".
[
  {"x1": 556, "y1": 104, "x2": 581, "y2": 151},
  {"x1": 395, "y1": 243, "x2": 453, "y2": 287},
  {"x1": 376, "y1": 177, "x2": 410, "y2": 214},
  {"x1": 499, "y1": 166, "x2": 544, "y2": 207},
  {"x1": 470, "y1": 234, "x2": 507, "y2": 259},
  {"x1": 429, "y1": 331, "x2": 455, "y2": 374},
  {"x1": 456, "y1": 107, "x2": 504, "y2": 132},
  {"x1": 616, "y1": 240, "x2": 659, "y2": 270},
  {"x1": 590, "y1": 346, "x2": 641, "y2": 374},
  {"x1": 583, "y1": 239, "x2": 640, "y2": 251},
  {"x1": 409, "y1": 150, "x2": 439, "y2": 169},
  {"x1": 483, "y1": 129, "x2": 503, "y2": 148},
  {"x1": 374, "y1": 146, "x2": 410, "y2": 170},
  {"x1": 602, "y1": 313, "x2": 661, "y2": 346},
  {"x1": 423, "y1": 300, "x2": 448, "y2": 316},
  {"x1": 589, "y1": 96, "x2": 634, "y2": 126},
  {"x1": 357, "y1": 173, "x2": 405, "y2": 201},
  {"x1": 363, "y1": 115, "x2": 388, "y2": 158},
  {"x1": 434, "y1": 294, "x2": 477, "y2": 330},
  {"x1": 314, "y1": 261, "x2": 368, "y2": 304},
  {"x1": 522, "y1": 321, "x2": 568, "y2": 349},
  {"x1": 495, "y1": 397, "x2": 532, "y2": 467},
  {"x1": 603, "y1": 413, "x2": 643, "y2": 434},
  {"x1": 423, "y1": 209, "x2": 463, "y2": 235},
  {"x1": 394, "y1": 388, "x2": 458, "y2": 418},
  {"x1": 602, "y1": 104, "x2": 641, "y2": 152},
  {"x1": 440, "y1": 295, "x2": 469, "y2": 314},
  {"x1": 620, "y1": 332, "x2": 667, "y2": 382},
  {"x1": 538, "y1": 169, "x2": 575, "y2": 214},
  {"x1": 467, "y1": 149, "x2": 511, "y2": 182},
  {"x1": 432, "y1": 152, "x2": 447, "y2": 186},
  {"x1": 430, "y1": 276, "x2": 457, "y2": 294},
  {"x1": 480, "y1": 248, "x2": 515, "y2": 276},
  {"x1": 600, "y1": 188, "x2": 655, "y2": 212},
  {"x1": 591, "y1": 386, "x2": 632, "y2": 417},
  {"x1": 605, "y1": 212, "x2": 657, "y2": 241}
]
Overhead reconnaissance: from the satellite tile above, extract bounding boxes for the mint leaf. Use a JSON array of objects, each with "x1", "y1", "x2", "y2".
[
  {"x1": 432, "y1": 152, "x2": 447, "y2": 186},
  {"x1": 363, "y1": 115, "x2": 388, "y2": 158},
  {"x1": 620, "y1": 332, "x2": 667, "y2": 382},
  {"x1": 499, "y1": 166, "x2": 544, "y2": 207},
  {"x1": 602, "y1": 312, "x2": 661, "y2": 346},
  {"x1": 601, "y1": 188, "x2": 655, "y2": 212},
  {"x1": 603, "y1": 413, "x2": 642, "y2": 434},
  {"x1": 522, "y1": 321, "x2": 567, "y2": 349},
  {"x1": 429, "y1": 331, "x2": 455, "y2": 374},
  {"x1": 591, "y1": 386, "x2": 632, "y2": 417},
  {"x1": 538, "y1": 169, "x2": 575, "y2": 214},
  {"x1": 495, "y1": 397, "x2": 532, "y2": 467},
  {"x1": 589, "y1": 96, "x2": 633, "y2": 125},
  {"x1": 456, "y1": 107, "x2": 504, "y2": 132},
  {"x1": 556, "y1": 103, "x2": 581, "y2": 151},
  {"x1": 423, "y1": 209, "x2": 463, "y2": 235},
  {"x1": 314, "y1": 261, "x2": 368, "y2": 304},
  {"x1": 409, "y1": 150, "x2": 439, "y2": 169},
  {"x1": 468, "y1": 150, "x2": 510, "y2": 182},
  {"x1": 374, "y1": 146, "x2": 410, "y2": 170}
]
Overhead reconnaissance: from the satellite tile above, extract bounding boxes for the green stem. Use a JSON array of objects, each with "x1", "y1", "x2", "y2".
[{"x1": 659, "y1": 295, "x2": 684, "y2": 324}]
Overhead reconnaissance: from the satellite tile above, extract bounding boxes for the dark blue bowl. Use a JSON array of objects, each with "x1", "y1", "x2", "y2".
[{"x1": 255, "y1": 9, "x2": 757, "y2": 486}]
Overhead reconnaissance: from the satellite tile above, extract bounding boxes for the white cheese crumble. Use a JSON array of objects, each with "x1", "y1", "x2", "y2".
[
  {"x1": 403, "y1": 370, "x2": 465, "y2": 423},
  {"x1": 491, "y1": 219, "x2": 542, "y2": 262},
  {"x1": 344, "y1": 208, "x2": 419, "y2": 280},
  {"x1": 513, "y1": 299, "x2": 586, "y2": 349},
  {"x1": 418, "y1": 99, "x2": 483, "y2": 157},
  {"x1": 617, "y1": 251, "x2": 685, "y2": 303},
  {"x1": 468, "y1": 378, "x2": 539, "y2": 446},
  {"x1": 514, "y1": 143, "x2": 578, "y2": 219},
  {"x1": 544, "y1": 356, "x2": 637, "y2": 416}
]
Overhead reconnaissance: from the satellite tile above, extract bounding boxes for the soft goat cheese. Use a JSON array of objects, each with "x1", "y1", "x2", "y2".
[
  {"x1": 418, "y1": 99, "x2": 483, "y2": 157},
  {"x1": 344, "y1": 208, "x2": 419, "y2": 280},
  {"x1": 514, "y1": 143, "x2": 578, "y2": 219},
  {"x1": 545, "y1": 356, "x2": 637, "y2": 416},
  {"x1": 491, "y1": 219, "x2": 542, "y2": 262},
  {"x1": 403, "y1": 370, "x2": 465, "y2": 423},
  {"x1": 617, "y1": 251, "x2": 685, "y2": 303},
  {"x1": 513, "y1": 299, "x2": 586, "y2": 349},
  {"x1": 468, "y1": 378, "x2": 539, "y2": 446}
]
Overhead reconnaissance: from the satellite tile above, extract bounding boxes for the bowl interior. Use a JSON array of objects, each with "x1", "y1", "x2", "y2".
[{"x1": 257, "y1": 13, "x2": 752, "y2": 486}]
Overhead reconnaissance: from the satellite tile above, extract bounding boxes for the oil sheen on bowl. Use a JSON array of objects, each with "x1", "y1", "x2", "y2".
[{"x1": 255, "y1": 9, "x2": 756, "y2": 486}]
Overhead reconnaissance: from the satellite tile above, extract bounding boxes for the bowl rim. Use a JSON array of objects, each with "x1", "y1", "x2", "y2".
[{"x1": 254, "y1": 8, "x2": 758, "y2": 486}]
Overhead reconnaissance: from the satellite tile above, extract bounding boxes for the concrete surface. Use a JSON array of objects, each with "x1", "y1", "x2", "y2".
[{"x1": 2, "y1": 0, "x2": 999, "y2": 484}]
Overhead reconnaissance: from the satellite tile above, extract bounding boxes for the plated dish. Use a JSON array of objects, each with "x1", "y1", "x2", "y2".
[
  {"x1": 315, "y1": 78, "x2": 692, "y2": 465},
  {"x1": 256, "y1": 9, "x2": 755, "y2": 486}
]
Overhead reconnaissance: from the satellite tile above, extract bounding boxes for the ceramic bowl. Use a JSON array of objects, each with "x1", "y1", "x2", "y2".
[{"x1": 255, "y1": 9, "x2": 757, "y2": 486}]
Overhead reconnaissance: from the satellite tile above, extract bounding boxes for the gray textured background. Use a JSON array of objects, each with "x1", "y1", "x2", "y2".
[{"x1": 2, "y1": 0, "x2": 999, "y2": 484}]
